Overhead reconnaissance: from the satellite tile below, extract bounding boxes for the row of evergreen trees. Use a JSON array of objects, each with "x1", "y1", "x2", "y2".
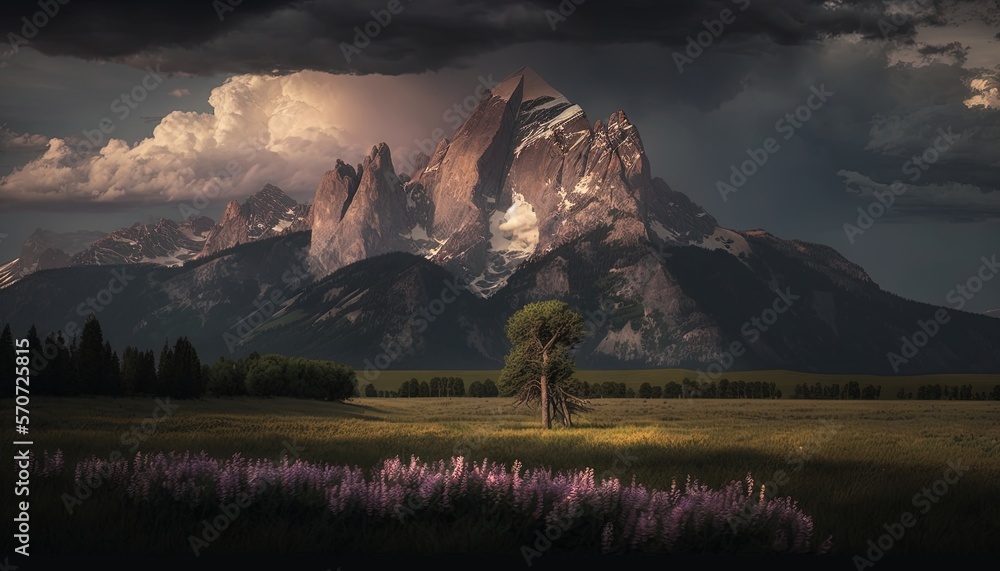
[
  {"x1": 2, "y1": 317, "x2": 356, "y2": 401},
  {"x1": 364, "y1": 377, "x2": 503, "y2": 398},
  {"x1": 672, "y1": 378, "x2": 781, "y2": 399},
  {"x1": 790, "y1": 381, "x2": 881, "y2": 399},
  {"x1": 899, "y1": 384, "x2": 1000, "y2": 401},
  {"x1": 2, "y1": 318, "x2": 204, "y2": 399}
]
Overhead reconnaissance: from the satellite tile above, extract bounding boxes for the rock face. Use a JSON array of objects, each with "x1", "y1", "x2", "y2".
[
  {"x1": 70, "y1": 216, "x2": 215, "y2": 266},
  {"x1": 199, "y1": 184, "x2": 311, "y2": 257},
  {"x1": 308, "y1": 67, "x2": 742, "y2": 297},
  {"x1": 309, "y1": 145, "x2": 414, "y2": 275}
]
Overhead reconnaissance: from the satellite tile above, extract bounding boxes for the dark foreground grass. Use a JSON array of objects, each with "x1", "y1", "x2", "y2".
[{"x1": 2, "y1": 397, "x2": 998, "y2": 558}]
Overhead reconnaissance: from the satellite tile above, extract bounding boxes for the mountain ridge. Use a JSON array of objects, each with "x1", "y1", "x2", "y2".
[{"x1": 2, "y1": 67, "x2": 997, "y2": 373}]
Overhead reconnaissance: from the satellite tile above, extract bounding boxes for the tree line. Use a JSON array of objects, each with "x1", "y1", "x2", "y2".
[
  {"x1": 898, "y1": 384, "x2": 1000, "y2": 401},
  {"x1": 362, "y1": 377, "x2": 502, "y2": 398},
  {"x1": 790, "y1": 381, "x2": 881, "y2": 400},
  {"x1": 2, "y1": 317, "x2": 356, "y2": 401},
  {"x1": 360, "y1": 377, "x2": 785, "y2": 399}
]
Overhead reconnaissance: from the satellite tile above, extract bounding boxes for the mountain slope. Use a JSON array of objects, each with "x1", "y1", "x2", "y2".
[{"x1": 2, "y1": 231, "x2": 997, "y2": 373}]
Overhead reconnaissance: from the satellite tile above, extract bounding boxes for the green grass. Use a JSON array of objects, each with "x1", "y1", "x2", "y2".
[{"x1": 3, "y1": 396, "x2": 998, "y2": 556}]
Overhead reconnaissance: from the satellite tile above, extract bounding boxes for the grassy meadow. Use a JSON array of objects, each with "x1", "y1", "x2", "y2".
[{"x1": 3, "y1": 395, "x2": 998, "y2": 558}]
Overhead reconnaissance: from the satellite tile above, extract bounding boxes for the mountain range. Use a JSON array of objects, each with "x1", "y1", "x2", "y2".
[
  {"x1": 0, "y1": 184, "x2": 312, "y2": 288},
  {"x1": 2, "y1": 67, "x2": 997, "y2": 374}
]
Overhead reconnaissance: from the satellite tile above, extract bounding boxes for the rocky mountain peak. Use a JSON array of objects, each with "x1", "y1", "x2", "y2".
[
  {"x1": 307, "y1": 67, "x2": 756, "y2": 298},
  {"x1": 198, "y1": 184, "x2": 310, "y2": 257}
]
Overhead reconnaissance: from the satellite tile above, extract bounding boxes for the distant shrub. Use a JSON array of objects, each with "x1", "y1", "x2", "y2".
[{"x1": 245, "y1": 354, "x2": 355, "y2": 400}]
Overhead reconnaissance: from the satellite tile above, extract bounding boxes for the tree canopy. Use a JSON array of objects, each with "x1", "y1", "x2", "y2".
[{"x1": 498, "y1": 300, "x2": 590, "y2": 428}]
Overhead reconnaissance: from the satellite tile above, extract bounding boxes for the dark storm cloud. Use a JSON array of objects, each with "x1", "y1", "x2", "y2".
[
  {"x1": 827, "y1": 60, "x2": 1000, "y2": 221},
  {"x1": 0, "y1": 0, "x2": 958, "y2": 76},
  {"x1": 917, "y1": 41, "x2": 969, "y2": 62}
]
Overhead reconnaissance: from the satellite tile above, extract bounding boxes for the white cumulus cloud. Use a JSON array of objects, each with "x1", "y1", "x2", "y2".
[{"x1": 0, "y1": 71, "x2": 407, "y2": 205}]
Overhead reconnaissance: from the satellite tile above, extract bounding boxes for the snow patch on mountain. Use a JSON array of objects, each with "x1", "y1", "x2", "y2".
[
  {"x1": 650, "y1": 220, "x2": 680, "y2": 241},
  {"x1": 514, "y1": 104, "x2": 586, "y2": 157},
  {"x1": 698, "y1": 227, "x2": 752, "y2": 257},
  {"x1": 470, "y1": 193, "x2": 541, "y2": 297},
  {"x1": 496, "y1": 193, "x2": 539, "y2": 253}
]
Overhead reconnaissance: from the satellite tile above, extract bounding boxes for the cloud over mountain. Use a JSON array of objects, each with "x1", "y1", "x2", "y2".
[{"x1": 0, "y1": 72, "x2": 391, "y2": 205}]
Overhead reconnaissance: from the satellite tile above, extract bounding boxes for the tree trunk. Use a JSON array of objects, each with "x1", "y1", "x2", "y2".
[
  {"x1": 540, "y1": 350, "x2": 551, "y2": 429},
  {"x1": 560, "y1": 392, "x2": 572, "y2": 427}
]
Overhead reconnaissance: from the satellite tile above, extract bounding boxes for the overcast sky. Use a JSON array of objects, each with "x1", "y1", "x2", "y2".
[{"x1": 1, "y1": 0, "x2": 998, "y2": 313}]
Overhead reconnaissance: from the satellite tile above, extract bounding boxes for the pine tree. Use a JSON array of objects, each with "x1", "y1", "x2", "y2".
[
  {"x1": 1, "y1": 324, "x2": 14, "y2": 399},
  {"x1": 48, "y1": 333, "x2": 75, "y2": 396},
  {"x1": 121, "y1": 347, "x2": 138, "y2": 396},
  {"x1": 104, "y1": 340, "x2": 122, "y2": 396},
  {"x1": 76, "y1": 316, "x2": 107, "y2": 395},
  {"x1": 170, "y1": 337, "x2": 202, "y2": 399},
  {"x1": 157, "y1": 341, "x2": 174, "y2": 396},
  {"x1": 141, "y1": 350, "x2": 157, "y2": 394}
]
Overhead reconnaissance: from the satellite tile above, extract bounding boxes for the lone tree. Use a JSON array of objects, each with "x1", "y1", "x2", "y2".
[{"x1": 498, "y1": 300, "x2": 590, "y2": 428}]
